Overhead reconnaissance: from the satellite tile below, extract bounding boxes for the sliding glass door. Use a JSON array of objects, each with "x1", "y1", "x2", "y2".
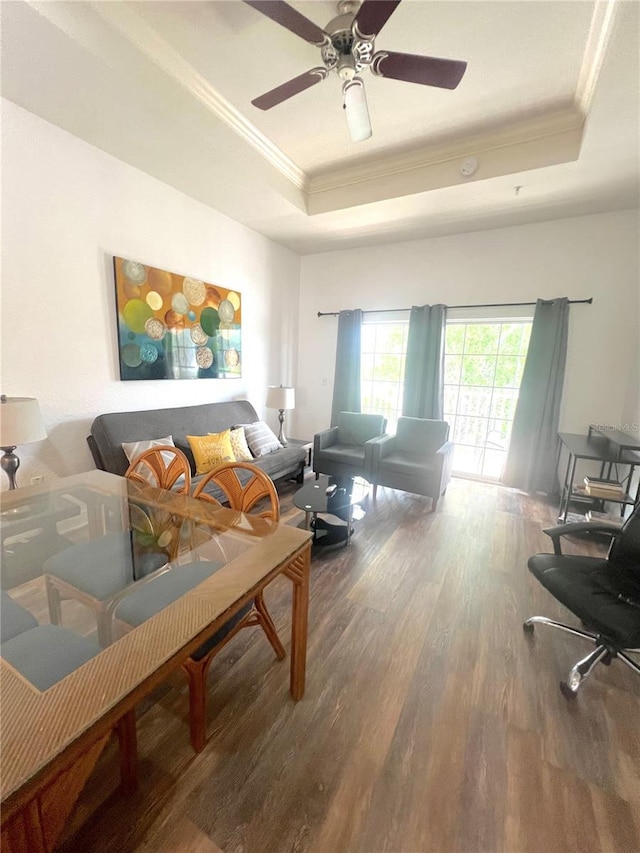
[{"x1": 443, "y1": 321, "x2": 531, "y2": 479}]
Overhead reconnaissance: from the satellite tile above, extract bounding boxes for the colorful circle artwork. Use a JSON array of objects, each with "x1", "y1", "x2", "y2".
[
  {"x1": 140, "y1": 343, "x2": 159, "y2": 364},
  {"x1": 146, "y1": 291, "x2": 163, "y2": 311},
  {"x1": 200, "y1": 307, "x2": 220, "y2": 336},
  {"x1": 183, "y1": 277, "x2": 206, "y2": 306},
  {"x1": 224, "y1": 348, "x2": 240, "y2": 368},
  {"x1": 122, "y1": 343, "x2": 142, "y2": 368},
  {"x1": 123, "y1": 299, "x2": 153, "y2": 334},
  {"x1": 165, "y1": 310, "x2": 185, "y2": 331},
  {"x1": 204, "y1": 287, "x2": 221, "y2": 308},
  {"x1": 123, "y1": 281, "x2": 141, "y2": 300},
  {"x1": 190, "y1": 324, "x2": 208, "y2": 346},
  {"x1": 171, "y1": 292, "x2": 189, "y2": 314},
  {"x1": 218, "y1": 299, "x2": 235, "y2": 323},
  {"x1": 196, "y1": 347, "x2": 214, "y2": 368},
  {"x1": 145, "y1": 318, "x2": 166, "y2": 340},
  {"x1": 147, "y1": 268, "x2": 173, "y2": 295},
  {"x1": 122, "y1": 260, "x2": 146, "y2": 284},
  {"x1": 115, "y1": 257, "x2": 241, "y2": 381}
]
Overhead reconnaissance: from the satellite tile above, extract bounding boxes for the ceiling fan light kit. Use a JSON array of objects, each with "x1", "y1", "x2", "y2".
[
  {"x1": 343, "y1": 77, "x2": 372, "y2": 141},
  {"x1": 245, "y1": 0, "x2": 467, "y2": 143}
]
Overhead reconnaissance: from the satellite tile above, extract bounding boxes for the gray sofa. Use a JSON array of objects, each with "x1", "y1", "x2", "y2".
[{"x1": 88, "y1": 400, "x2": 306, "y2": 502}]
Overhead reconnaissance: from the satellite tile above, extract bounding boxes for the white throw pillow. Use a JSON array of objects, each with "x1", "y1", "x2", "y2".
[
  {"x1": 122, "y1": 435, "x2": 185, "y2": 484},
  {"x1": 239, "y1": 421, "x2": 282, "y2": 457},
  {"x1": 228, "y1": 426, "x2": 253, "y2": 462}
]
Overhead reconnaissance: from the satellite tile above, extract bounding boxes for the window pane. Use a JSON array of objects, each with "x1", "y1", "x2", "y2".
[
  {"x1": 490, "y1": 388, "x2": 519, "y2": 421},
  {"x1": 494, "y1": 356, "x2": 520, "y2": 388},
  {"x1": 482, "y1": 449, "x2": 506, "y2": 479},
  {"x1": 458, "y1": 386, "x2": 492, "y2": 418},
  {"x1": 486, "y1": 420, "x2": 510, "y2": 450},
  {"x1": 498, "y1": 324, "x2": 523, "y2": 355},
  {"x1": 361, "y1": 353, "x2": 375, "y2": 382},
  {"x1": 444, "y1": 355, "x2": 462, "y2": 384},
  {"x1": 453, "y1": 445, "x2": 483, "y2": 475},
  {"x1": 443, "y1": 386, "x2": 459, "y2": 415},
  {"x1": 374, "y1": 353, "x2": 403, "y2": 382},
  {"x1": 446, "y1": 324, "x2": 465, "y2": 354},
  {"x1": 375, "y1": 324, "x2": 405, "y2": 353},
  {"x1": 361, "y1": 325, "x2": 376, "y2": 351},
  {"x1": 520, "y1": 324, "x2": 532, "y2": 355},
  {"x1": 464, "y1": 324, "x2": 500, "y2": 354},
  {"x1": 453, "y1": 415, "x2": 488, "y2": 446},
  {"x1": 461, "y1": 355, "x2": 496, "y2": 386}
]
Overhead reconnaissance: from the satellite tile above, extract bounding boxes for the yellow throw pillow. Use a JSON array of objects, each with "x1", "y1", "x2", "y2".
[
  {"x1": 187, "y1": 429, "x2": 235, "y2": 475},
  {"x1": 227, "y1": 426, "x2": 253, "y2": 462}
]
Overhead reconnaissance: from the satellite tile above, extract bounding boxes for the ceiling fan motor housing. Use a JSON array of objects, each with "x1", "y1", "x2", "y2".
[{"x1": 322, "y1": 3, "x2": 374, "y2": 78}]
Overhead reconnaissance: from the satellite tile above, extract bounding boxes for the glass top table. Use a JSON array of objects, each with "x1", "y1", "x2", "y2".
[
  {"x1": 0, "y1": 470, "x2": 312, "y2": 847},
  {"x1": 293, "y1": 474, "x2": 370, "y2": 546}
]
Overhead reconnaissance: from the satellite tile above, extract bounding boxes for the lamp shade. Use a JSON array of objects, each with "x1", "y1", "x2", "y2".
[
  {"x1": 0, "y1": 397, "x2": 47, "y2": 447},
  {"x1": 266, "y1": 386, "x2": 295, "y2": 411}
]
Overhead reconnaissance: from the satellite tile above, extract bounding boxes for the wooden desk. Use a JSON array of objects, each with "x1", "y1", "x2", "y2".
[{"x1": 0, "y1": 471, "x2": 312, "y2": 852}]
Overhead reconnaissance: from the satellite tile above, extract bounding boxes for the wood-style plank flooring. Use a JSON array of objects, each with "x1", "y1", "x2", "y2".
[{"x1": 56, "y1": 476, "x2": 639, "y2": 852}]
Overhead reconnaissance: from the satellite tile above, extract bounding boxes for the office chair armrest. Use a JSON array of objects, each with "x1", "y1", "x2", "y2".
[{"x1": 543, "y1": 521, "x2": 622, "y2": 555}]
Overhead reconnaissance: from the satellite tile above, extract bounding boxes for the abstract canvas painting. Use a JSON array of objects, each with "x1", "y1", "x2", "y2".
[{"x1": 113, "y1": 257, "x2": 241, "y2": 381}]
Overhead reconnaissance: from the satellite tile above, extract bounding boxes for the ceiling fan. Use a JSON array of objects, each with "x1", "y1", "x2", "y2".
[{"x1": 243, "y1": 0, "x2": 467, "y2": 142}]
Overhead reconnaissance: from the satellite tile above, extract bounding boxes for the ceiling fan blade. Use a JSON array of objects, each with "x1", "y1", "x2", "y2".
[
  {"x1": 243, "y1": 1, "x2": 329, "y2": 46},
  {"x1": 371, "y1": 51, "x2": 467, "y2": 89},
  {"x1": 352, "y1": 0, "x2": 402, "y2": 40},
  {"x1": 251, "y1": 68, "x2": 328, "y2": 110}
]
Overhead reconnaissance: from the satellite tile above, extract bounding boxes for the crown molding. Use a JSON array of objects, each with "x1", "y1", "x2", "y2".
[
  {"x1": 307, "y1": 107, "x2": 584, "y2": 196},
  {"x1": 89, "y1": 2, "x2": 307, "y2": 191},
  {"x1": 575, "y1": 0, "x2": 619, "y2": 116}
]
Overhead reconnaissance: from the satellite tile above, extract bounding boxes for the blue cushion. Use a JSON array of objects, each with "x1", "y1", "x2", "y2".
[
  {"x1": 44, "y1": 532, "x2": 168, "y2": 601},
  {"x1": 114, "y1": 560, "x2": 224, "y2": 627},
  {"x1": 1, "y1": 625, "x2": 101, "y2": 691},
  {"x1": 1, "y1": 591, "x2": 38, "y2": 642}
]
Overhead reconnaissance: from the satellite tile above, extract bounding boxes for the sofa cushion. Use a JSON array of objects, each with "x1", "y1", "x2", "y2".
[
  {"x1": 337, "y1": 412, "x2": 386, "y2": 446},
  {"x1": 187, "y1": 430, "x2": 235, "y2": 475}
]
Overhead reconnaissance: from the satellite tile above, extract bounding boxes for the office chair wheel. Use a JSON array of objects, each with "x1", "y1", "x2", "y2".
[
  {"x1": 522, "y1": 620, "x2": 535, "y2": 634},
  {"x1": 559, "y1": 680, "x2": 578, "y2": 699}
]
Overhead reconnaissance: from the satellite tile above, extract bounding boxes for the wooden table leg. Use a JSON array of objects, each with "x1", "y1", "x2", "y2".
[
  {"x1": 284, "y1": 545, "x2": 311, "y2": 701},
  {"x1": 116, "y1": 710, "x2": 138, "y2": 795}
]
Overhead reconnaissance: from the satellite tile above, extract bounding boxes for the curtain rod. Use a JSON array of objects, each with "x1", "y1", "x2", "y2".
[{"x1": 317, "y1": 297, "x2": 593, "y2": 317}]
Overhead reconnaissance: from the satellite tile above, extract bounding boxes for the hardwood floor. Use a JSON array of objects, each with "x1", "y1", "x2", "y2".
[{"x1": 57, "y1": 476, "x2": 639, "y2": 853}]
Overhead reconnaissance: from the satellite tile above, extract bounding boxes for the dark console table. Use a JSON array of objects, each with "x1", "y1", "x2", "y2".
[{"x1": 558, "y1": 430, "x2": 640, "y2": 523}]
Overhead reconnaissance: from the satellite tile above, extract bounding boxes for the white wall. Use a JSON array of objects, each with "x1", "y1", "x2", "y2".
[
  {"x1": 0, "y1": 100, "x2": 300, "y2": 488},
  {"x1": 296, "y1": 209, "x2": 640, "y2": 441}
]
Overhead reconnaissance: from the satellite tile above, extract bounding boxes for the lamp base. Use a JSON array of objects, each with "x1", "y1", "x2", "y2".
[
  {"x1": 277, "y1": 410, "x2": 287, "y2": 445},
  {"x1": 1, "y1": 446, "x2": 19, "y2": 490}
]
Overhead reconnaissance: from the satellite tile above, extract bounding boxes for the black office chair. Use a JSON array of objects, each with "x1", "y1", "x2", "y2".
[{"x1": 524, "y1": 504, "x2": 640, "y2": 698}]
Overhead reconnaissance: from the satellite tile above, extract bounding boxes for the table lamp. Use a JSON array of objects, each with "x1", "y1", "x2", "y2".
[
  {"x1": 266, "y1": 385, "x2": 295, "y2": 445},
  {"x1": 0, "y1": 395, "x2": 47, "y2": 489}
]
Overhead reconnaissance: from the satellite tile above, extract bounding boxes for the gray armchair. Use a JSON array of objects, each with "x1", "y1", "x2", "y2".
[
  {"x1": 369, "y1": 417, "x2": 454, "y2": 510},
  {"x1": 313, "y1": 412, "x2": 387, "y2": 481}
]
